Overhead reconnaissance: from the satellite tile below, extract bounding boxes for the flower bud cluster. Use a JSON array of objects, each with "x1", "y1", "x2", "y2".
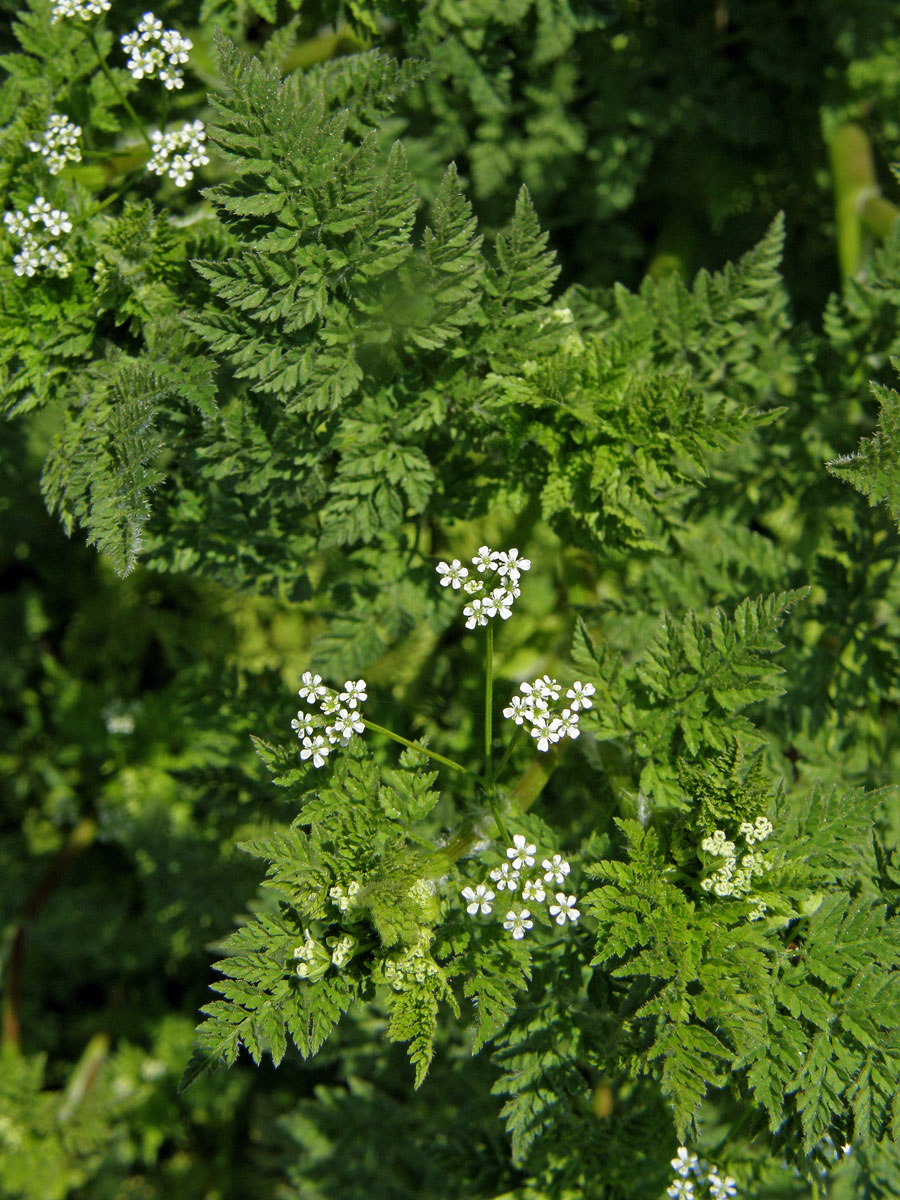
[
  {"x1": 503, "y1": 676, "x2": 595, "y2": 752},
  {"x1": 293, "y1": 926, "x2": 361, "y2": 980},
  {"x1": 699, "y1": 818, "x2": 773, "y2": 916},
  {"x1": 461, "y1": 835, "x2": 580, "y2": 941},
  {"x1": 382, "y1": 939, "x2": 441, "y2": 990},
  {"x1": 121, "y1": 13, "x2": 193, "y2": 90},
  {"x1": 28, "y1": 114, "x2": 82, "y2": 175},
  {"x1": 435, "y1": 545, "x2": 530, "y2": 629},
  {"x1": 291, "y1": 672, "x2": 368, "y2": 768},
  {"x1": 3, "y1": 198, "x2": 73, "y2": 278},
  {"x1": 668, "y1": 1146, "x2": 738, "y2": 1199},
  {"x1": 50, "y1": 0, "x2": 110, "y2": 22},
  {"x1": 146, "y1": 121, "x2": 209, "y2": 188}
]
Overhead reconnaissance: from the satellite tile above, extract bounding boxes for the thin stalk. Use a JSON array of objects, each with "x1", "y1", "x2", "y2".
[
  {"x1": 361, "y1": 718, "x2": 471, "y2": 776},
  {"x1": 87, "y1": 28, "x2": 154, "y2": 152},
  {"x1": 484, "y1": 623, "x2": 494, "y2": 789}
]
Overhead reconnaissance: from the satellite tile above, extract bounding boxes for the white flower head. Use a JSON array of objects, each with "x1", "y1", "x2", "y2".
[
  {"x1": 503, "y1": 908, "x2": 533, "y2": 940},
  {"x1": 548, "y1": 892, "x2": 580, "y2": 925},
  {"x1": 464, "y1": 597, "x2": 490, "y2": 629},
  {"x1": 436, "y1": 558, "x2": 469, "y2": 589},
  {"x1": 338, "y1": 679, "x2": 367, "y2": 709},
  {"x1": 671, "y1": 1148, "x2": 699, "y2": 1177},
  {"x1": 667, "y1": 1181, "x2": 695, "y2": 1200},
  {"x1": 50, "y1": 0, "x2": 111, "y2": 22},
  {"x1": 566, "y1": 680, "x2": 595, "y2": 711},
  {"x1": 298, "y1": 672, "x2": 327, "y2": 704},
  {"x1": 554, "y1": 708, "x2": 580, "y2": 740},
  {"x1": 300, "y1": 734, "x2": 330, "y2": 768},
  {"x1": 529, "y1": 714, "x2": 560, "y2": 753},
  {"x1": 707, "y1": 1169, "x2": 737, "y2": 1199},
  {"x1": 542, "y1": 854, "x2": 570, "y2": 884},
  {"x1": 471, "y1": 545, "x2": 498, "y2": 573},
  {"x1": 145, "y1": 121, "x2": 208, "y2": 186},
  {"x1": 489, "y1": 862, "x2": 520, "y2": 891},
  {"x1": 461, "y1": 883, "x2": 495, "y2": 915},
  {"x1": 291, "y1": 712, "x2": 315, "y2": 739},
  {"x1": 502, "y1": 694, "x2": 535, "y2": 725},
  {"x1": 495, "y1": 548, "x2": 531, "y2": 581},
  {"x1": 522, "y1": 877, "x2": 546, "y2": 903},
  {"x1": 507, "y1": 834, "x2": 537, "y2": 870}
]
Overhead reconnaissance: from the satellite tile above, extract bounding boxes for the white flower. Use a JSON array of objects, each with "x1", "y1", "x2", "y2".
[
  {"x1": 489, "y1": 587, "x2": 515, "y2": 619},
  {"x1": 42, "y1": 209, "x2": 71, "y2": 236},
  {"x1": 463, "y1": 597, "x2": 489, "y2": 629},
  {"x1": 707, "y1": 1169, "x2": 737, "y2": 1198},
  {"x1": 462, "y1": 577, "x2": 483, "y2": 595},
  {"x1": 671, "y1": 1148, "x2": 699, "y2": 1177},
  {"x1": 462, "y1": 883, "x2": 495, "y2": 915},
  {"x1": 436, "y1": 558, "x2": 469, "y2": 589},
  {"x1": 529, "y1": 714, "x2": 560, "y2": 753},
  {"x1": 548, "y1": 892, "x2": 580, "y2": 925},
  {"x1": 472, "y1": 545, "x2": 499, "y2": 573},
  {"x1": 533, "y1": 674, "x2": 560, "y2": 701},
  {"x1": 565, "y1": 681, "x2": 595, "y2": 711},
  {"x1": 291, "y1": 712, "x2": 315, "y2": 739},
  {"x1": 50, "y1": 0, "x2": 111, "y2": 22},
  {"x1": 489, "y1": 863, "x2": 519, "y2": 891},
  {"x1": 3, "y1": 210, "x2": 31, "y2": 238},
  {"x1": 300, "y1": 734, "x2": 330, "y2": 768},
  {"x1": 333, "y1": 708, "x2": 364, "y2": 738},
  {"x1": 495, "y1": 548, "x2": 531, "y2": 581},
  {"x1": 502, "y1": 695, "x2": 535, "y2": 725},
  {"x1": 542, "y1": 854, "x2": 571, "y2": 884},
  {"x1": 522, "y1": 878, "x2": 546, "y2": 903},
  {"x1": 27, "y1": 197, "x2": 52, "y2": 222},
  {"x1": 146, "y1": 121, "x2": 208, "y2": 187},
  {"x1": 507, "y1": 835, "x2": 537, "y2": 870},
  {"x1": 554, "y1": 708, "x2": 580, "y2": 740},
  {"x1": 667, "y1": 1181, "x2": 694, "y2": 1200},
  {"x1": 320, "y1": 693, "x2": 341, "y2": 716},
  {"x1": 137, "y1": 11, "x2": 164, "y2": 36},
  {"x1": 298, "y1": 672, "x2": 327, "y2": 703},
  {"x1": 754, "y1": 816, "x2": 773, "y2": 841},
  {"x1": 12, "y1": 237, "x2": 41, "y2": 277},
  {"x1": 28, "y1": 114, "x2": 82, "y2": 174},
  {"x1": 503, "y1": 908, "x2": 533, "y2": 940},
  {"x1": 338, "y1": 679, "x2": 367, "y2": 708}
]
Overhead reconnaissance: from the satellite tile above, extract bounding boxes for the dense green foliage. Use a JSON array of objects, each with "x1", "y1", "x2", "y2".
[{"x1": 2, "y1": 2, "x2": 900, "y2": 1198}]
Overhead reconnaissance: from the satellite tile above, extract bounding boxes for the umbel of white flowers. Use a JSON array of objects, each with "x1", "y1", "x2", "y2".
[
  {"x1": 121, "y1": 12, "x2": 193, "y2": 91},
  {"x1": 668, "y1": 1146, "x2": 738, "y2": 1199},
  {"x1": 503, "y1": 675, "x2": 595, "y2": 752},
  {"x1": 698, "y1": 816, "x2": 774, "y2": 919},
  {"x1": 290, "y1": 672, "x2": 368, "y2": 767},
  {"x1": 3, "y1": 198, "x2": 72, "y2": 278},
  {"x1": 461, "y1": 835, "x2": 580, "y2": 941},
  {"x1": 435, "y1": 545, "x2": 530, "y2": 628}
]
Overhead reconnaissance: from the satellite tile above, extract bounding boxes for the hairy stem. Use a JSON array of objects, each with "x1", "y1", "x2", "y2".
[{"x1": 361, "y1": 718, "x2": 471, "y2": 775}]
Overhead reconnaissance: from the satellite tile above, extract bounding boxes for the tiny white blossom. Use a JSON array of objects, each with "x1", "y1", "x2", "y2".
[
  {"x1": 334, "y1": 708, "x2": 365, "y2": 737},
  {"x1": 298, "y1": 672, "x2": 327, "y2": 703},
  {"x1": 542, "y1": 855, "x2": 571, "y2": 884},
  {"x1": 462, "y1": 883, "x2": 495, "y2": 915},
  {"x1": 502, "y1": 695, "x2": 535, "y2": 725},
  {"x1": 464, "y1": 597, "x2": 489, "y2": 629},
  {"x1": 436, "y1": 558, "x2": 469, "y2": 589},
  {"x1": 495, "y1": 548, "x2": 531, "y2": 580},
  {"x1": 50, "y1": 0, "x2": 111, "y2": 22},
  {"x1": 3, "y1": 210, "x2": 31, "y2": 238},
  {"x1": 529, "y1": 714, "x2": 559, "y2": 753},
  {"x1": 28, "y1": 197, "x2": 52, "y2": 222},
  {"x1": 489, "y1": 862, "x2": 520, "y2": 891},
  {"x1": 548, "y1": 892, "x2": 580, "y2": 925},
  {"x1": 532, "y1": 674, "x2": 560, "y2": 701},
  {"x1": 300, "y1": 734, "x2": 330, "y2": 768},
  {"x1": 471, "y1": 545, "x2": 498, "y2": 573},
  {"x1": 754, "y1": 816, "x2": 773, "y2": 840},
  {"x1": 338, "y1": 679, "x2": 367, "y2": 708},
  {"x1": 503, "y1": 908, "x2": 533, "y2": 940},
  {"x1": 291, "y1": 712, "x2": 315, "y2": 739},
  {"x1": 42, "y1": 209, "x2": 72, "y2": 236},
  {"x1": 12, "y1": 238, "x2": 41, "y2": 277},
  {"x1": 667, "y1": 1181, "x2": 695, "y2": 1200},
  {"x1": 522, "y1": 878, "x2": 546, "y2": 903},
  {"x1": 671, "y1": 1148, "x2": 699, "y2": 1177},
  {"x1": 490, "y1": 587, "x2": 514, "y2": 619},
  {"x1": 554, "y1": 708, "x2": 580, "y2": 740},
  {"x1": 462, "y1": 577, "x2": 483, "y2": 595},
  {"x1": 707, "y1": 1169, "x2": 737, "y2": 1198},
  {"x1": 507, "y1": 835, "x2": 537, "y2": 870},
  {"x1": 566, "y1": 680, "x2": 595, "y2": 711},
  {"x1": 146, "y1": 121, "x2": 209, "y2": 187}
]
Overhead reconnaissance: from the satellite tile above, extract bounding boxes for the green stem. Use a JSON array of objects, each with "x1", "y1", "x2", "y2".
[
  {"x1": 828, "y1": 121, "x2": 899, "y2": 280},
  {"x1": 87, "y1": 28, "x2": 154, "y2": 152},
  {"x1": 361, "y1": 718, "x2": 471, "y2": 776}
]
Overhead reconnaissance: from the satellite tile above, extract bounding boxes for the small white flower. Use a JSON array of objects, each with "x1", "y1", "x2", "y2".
[
  {"x1": 334, "y1": 708, "x2": 364, "y2": 738},
  {"x1": 471, "y1": 545, "x2": 498, "y2": 573},
  {"x1": 338, "y1": 679, "x2": 367, "y2": 708},
  {"x1": 4, "y1": 210, "x2": 31, "y2": 237},
  {"x1": 42, "y1": 208, "x2": 72, "y2": 236},
  {"x1": 462, "y1": 577, "x2": 483, "y2": 595},
  {"x1": 667, "y1": 1181, "x2": 694, "y2": 1200},
  {"x1": 529, "y1": 714, "x2": 559, "y2": 753},
  {"x1": 462, "y1": 883, "x2": 495, "y2": 915},
  {"x1": 502, "y1": 695, "x2": 535, "y2": 725},
  {"x1": 291, "y1": 712, "x2": 315, "y2": 739},
  {"x1": 489, "y1": 862, "x2": 520, "y2": 891},
  {"x1": 436, "y1": 558, "x2": 469, "y2": 589},
  {"x1": 300, "y1": 734, "x2": 330, "y2": 768},
  {"x1": 12, "y1": 237, "x2": 42, "y2": 277},
  {"x1": 464, "y1": 597, "x2": 489, "y2": 629},
  {"x1": 707, "y1": 1169, "x2": 737, "y2": 1198},
  {"x1": 137, "y1": 11, "x2": 164, "y2": 36},
  {"x1": 671, "y1": 1148, "x2": 699, "y2": 1177},
  {"x1": 548, "y1": 892, "x2": 580, "y2": 925},
  {"x1": 532, "y1": 674, "x2": 560, "y2": 701},
  {"x1": 51, "y1": 0, "x2": 111, "y2": 22},
  {"x1": 542, "y1": 854, "x2": 571, "y2": 884},
  {"x1": 754, "y1": 816, "x2": 773, "y2": 841},
  {"x1": 298, "y1": 672, "x2": 327, "y2": 703},
  {"x1": 503, "y1": 908, "x2": 533, "y2": 940},
  {"x1": 522, "y1": 878, "x2": 546, "y2": 903},
  {"x1": 566, "y1": 681, "x2": 595, "y2": 711},
  {"x1": 507, "y1": 835, "x2": 537, "y2": 870},
  {"x1": 27, "y1": 197, "x2": 52, "y2": 222},
  {"x1": 554, "y1": 708, "x2": 580, "y2": 740},
  {"x1": 495, "y1": 548, "x2": 531, "y2": 580}
]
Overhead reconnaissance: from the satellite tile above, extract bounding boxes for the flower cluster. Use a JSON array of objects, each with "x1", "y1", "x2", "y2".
[
  {"x1": 698, "y1": 817, "x2": 773, "y2": 917},
  {"x1": 3, "y1": 198, "x2": 73, "y2": 278},
  {"x1": 293, "y1": 928, "x2": 360, "y2": 981},
  {"x1": 291, "y1": 672, "x2": 368, "y2": 768},
  {"x1": 28, "y1": 114, "x2": 82, "y2": 175},
  {"x1": 502, "y1": 676, "x2": 594, "y2": 752},
  {"x1": 50, "y1": 0, "x2": 110, "y2": 22},
  {"x1": 667, "y1": 1147, "x2": 737, "y2": 1199},
  {"x1": 121, "y1": 13, "x2": 193, "y2": 90},
  {"x1": 461, "y1": 835, "x2": 580, "y2": 940},
  {"x1": 146, "y1": 120, "x2": 209, "y2": 188},
  {"x1": 435, "y1": 546, "x2": 530, "y2": 629}
]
